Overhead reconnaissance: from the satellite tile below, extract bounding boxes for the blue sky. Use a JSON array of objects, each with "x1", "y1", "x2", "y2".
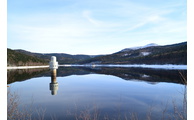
[{"x1": 7, "y1": 0, "x2": 187, "y2": 55}]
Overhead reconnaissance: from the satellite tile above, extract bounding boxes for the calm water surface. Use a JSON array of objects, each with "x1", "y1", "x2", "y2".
[{"x1": 7, "y1": 67, "x2": 187, "y2": 120}]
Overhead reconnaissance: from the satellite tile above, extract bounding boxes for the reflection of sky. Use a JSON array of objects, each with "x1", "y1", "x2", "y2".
[{"x1": 9, "y1": 74, "x2": 185, "y2": 119}]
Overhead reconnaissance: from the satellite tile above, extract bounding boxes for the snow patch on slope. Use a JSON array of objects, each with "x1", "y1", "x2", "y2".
[{"x1": 141, "y1": 52, "x2": 150, "y2": 56}]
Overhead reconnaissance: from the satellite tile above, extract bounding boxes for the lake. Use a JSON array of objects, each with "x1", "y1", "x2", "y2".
[{"x1": 7, "y1": 66, "x2": 187, "y2": 120}]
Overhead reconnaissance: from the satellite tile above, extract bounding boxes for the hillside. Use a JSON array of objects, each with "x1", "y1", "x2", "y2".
[
  {"x1": 8, "y1": 41, "x2": 187, "y2": 66},
  {"x1": 7, "y1": 48, "x2": 48, "y2": 66},
  {"x1": 79, "y1": 42, "x2": 187, "y2": 65},
  {"x1": 14, "y1": 49, "x2": 93, "y2": 64}
]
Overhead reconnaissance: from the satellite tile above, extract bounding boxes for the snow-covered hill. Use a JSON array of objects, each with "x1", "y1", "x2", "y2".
[{"x1": 121, "y1": 43, "x2": 159, "y2": 52}]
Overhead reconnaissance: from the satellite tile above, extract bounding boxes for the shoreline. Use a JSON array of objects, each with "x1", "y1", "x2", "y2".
[
  {"x1": 7, "y1": 65, "x2": 49, "y2": 69},
  {"x1": 61, "y1": 64, "x2": 187, "y2": 70},
  {"x1": 7, "y1": 64, "x2": 187, "y2": 70}
]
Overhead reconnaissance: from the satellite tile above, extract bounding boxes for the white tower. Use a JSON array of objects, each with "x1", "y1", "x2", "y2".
[
  {"x1": 49, "y1": 56, "x2": 58, "y2": 95},
  {"x1": 49, "y1": 56, "x2": 58, "y2": 69}
]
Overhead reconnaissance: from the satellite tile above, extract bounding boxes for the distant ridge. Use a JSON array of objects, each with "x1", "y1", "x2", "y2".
[
  {"x1": 79, "y1": 42, "x2": 187, "y2": 65},
  {"x1": 8, "y1": 41, "x2": 187, "y2": 66},
  {"x1": 13, "y1": 49, "x2": 93, "y2": 64}
]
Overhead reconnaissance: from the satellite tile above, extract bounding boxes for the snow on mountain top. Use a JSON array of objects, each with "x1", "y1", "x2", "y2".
[
  {"x1": 121, "y1": 43, "x2": 159, "y2": 52},
  {"x1": 143, "y1": 43, "x2": 158, "y2": 48}
]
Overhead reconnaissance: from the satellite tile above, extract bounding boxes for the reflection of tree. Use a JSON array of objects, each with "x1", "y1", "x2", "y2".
[
  {"x1": 7, "y1": 67, "x2": 187, "y2": 85},
  {"x1": 55, "y1": 67, "x2": 187, "y2": 84},
  {"x1": 7, "y1": 68, "x2": 50, "y2": 84},
  {"x1": 77, "y1": 67, "x2": 187, "y2": 85}
]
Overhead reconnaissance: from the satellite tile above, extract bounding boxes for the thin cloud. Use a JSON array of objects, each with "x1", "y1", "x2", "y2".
[
  {"x1": 82, "y1": 10, "x2": 103, "y2": 26},
  {"x1": 7, "y1": 0, "x2": 187, "y2": 54}
]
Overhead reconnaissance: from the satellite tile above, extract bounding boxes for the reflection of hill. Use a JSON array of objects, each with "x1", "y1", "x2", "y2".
[
  {"x1": 37, "y1": 67, "x2": 91, "y2": 77},
  {"x1": 7, "y1": 67, "x2": 90, "y2": 84},
  {"x1": 7, "y1": 67, "x2": 187, "y2": 85},
  {"x1": 7, "y1": 68, "x2": 50, "y2": 84},
  {"x1": 58, "y1": 67, "x2": 90, "y2": 76},
  {"x1": 79, "y1": 67, "x2": 186, "y2": 84}
]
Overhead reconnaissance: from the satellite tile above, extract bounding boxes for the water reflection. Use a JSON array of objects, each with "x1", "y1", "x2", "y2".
[
  {"x1": 7, "y1": 67, "x2": 187, "y2": 120},
  {"x1": 7, "y1": 68, "x2": 49, "y2": 84},
  {"x1": 7, "y1": 67, "x2": 187, "y2": 85},
  {"x1": 50, "y1": 69, "x2": 58, "y2": 95}
]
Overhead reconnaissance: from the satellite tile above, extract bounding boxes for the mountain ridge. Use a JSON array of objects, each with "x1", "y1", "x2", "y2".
[
  {"x1": 13, "y1": 49, "x2": 93, "y2": 64},
  {"x1": 8, "y1": 41, "x2": 187, "y2": 66},
  {"x1": 79, "y1": 41, "x2": 187, "y2": 65}
]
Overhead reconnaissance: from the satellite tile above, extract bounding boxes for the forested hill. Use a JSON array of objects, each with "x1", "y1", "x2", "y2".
[
  {"x1": 7, "y1": 48, "x2": 48, "y2": 66},
  {"x1": 8, "y1": 41, "x2": 187, "y2": 66},
  {"x1": 79, "y1": 42, "x2": 187, "y2": 65},
  {"x1": 14, "y1": 50, "x2": 93, "y2": 64}
]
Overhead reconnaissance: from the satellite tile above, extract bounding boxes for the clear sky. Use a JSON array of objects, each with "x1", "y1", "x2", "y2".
[{"x1": 7, "y1": 0, "x2": 187, "y2": 55}]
